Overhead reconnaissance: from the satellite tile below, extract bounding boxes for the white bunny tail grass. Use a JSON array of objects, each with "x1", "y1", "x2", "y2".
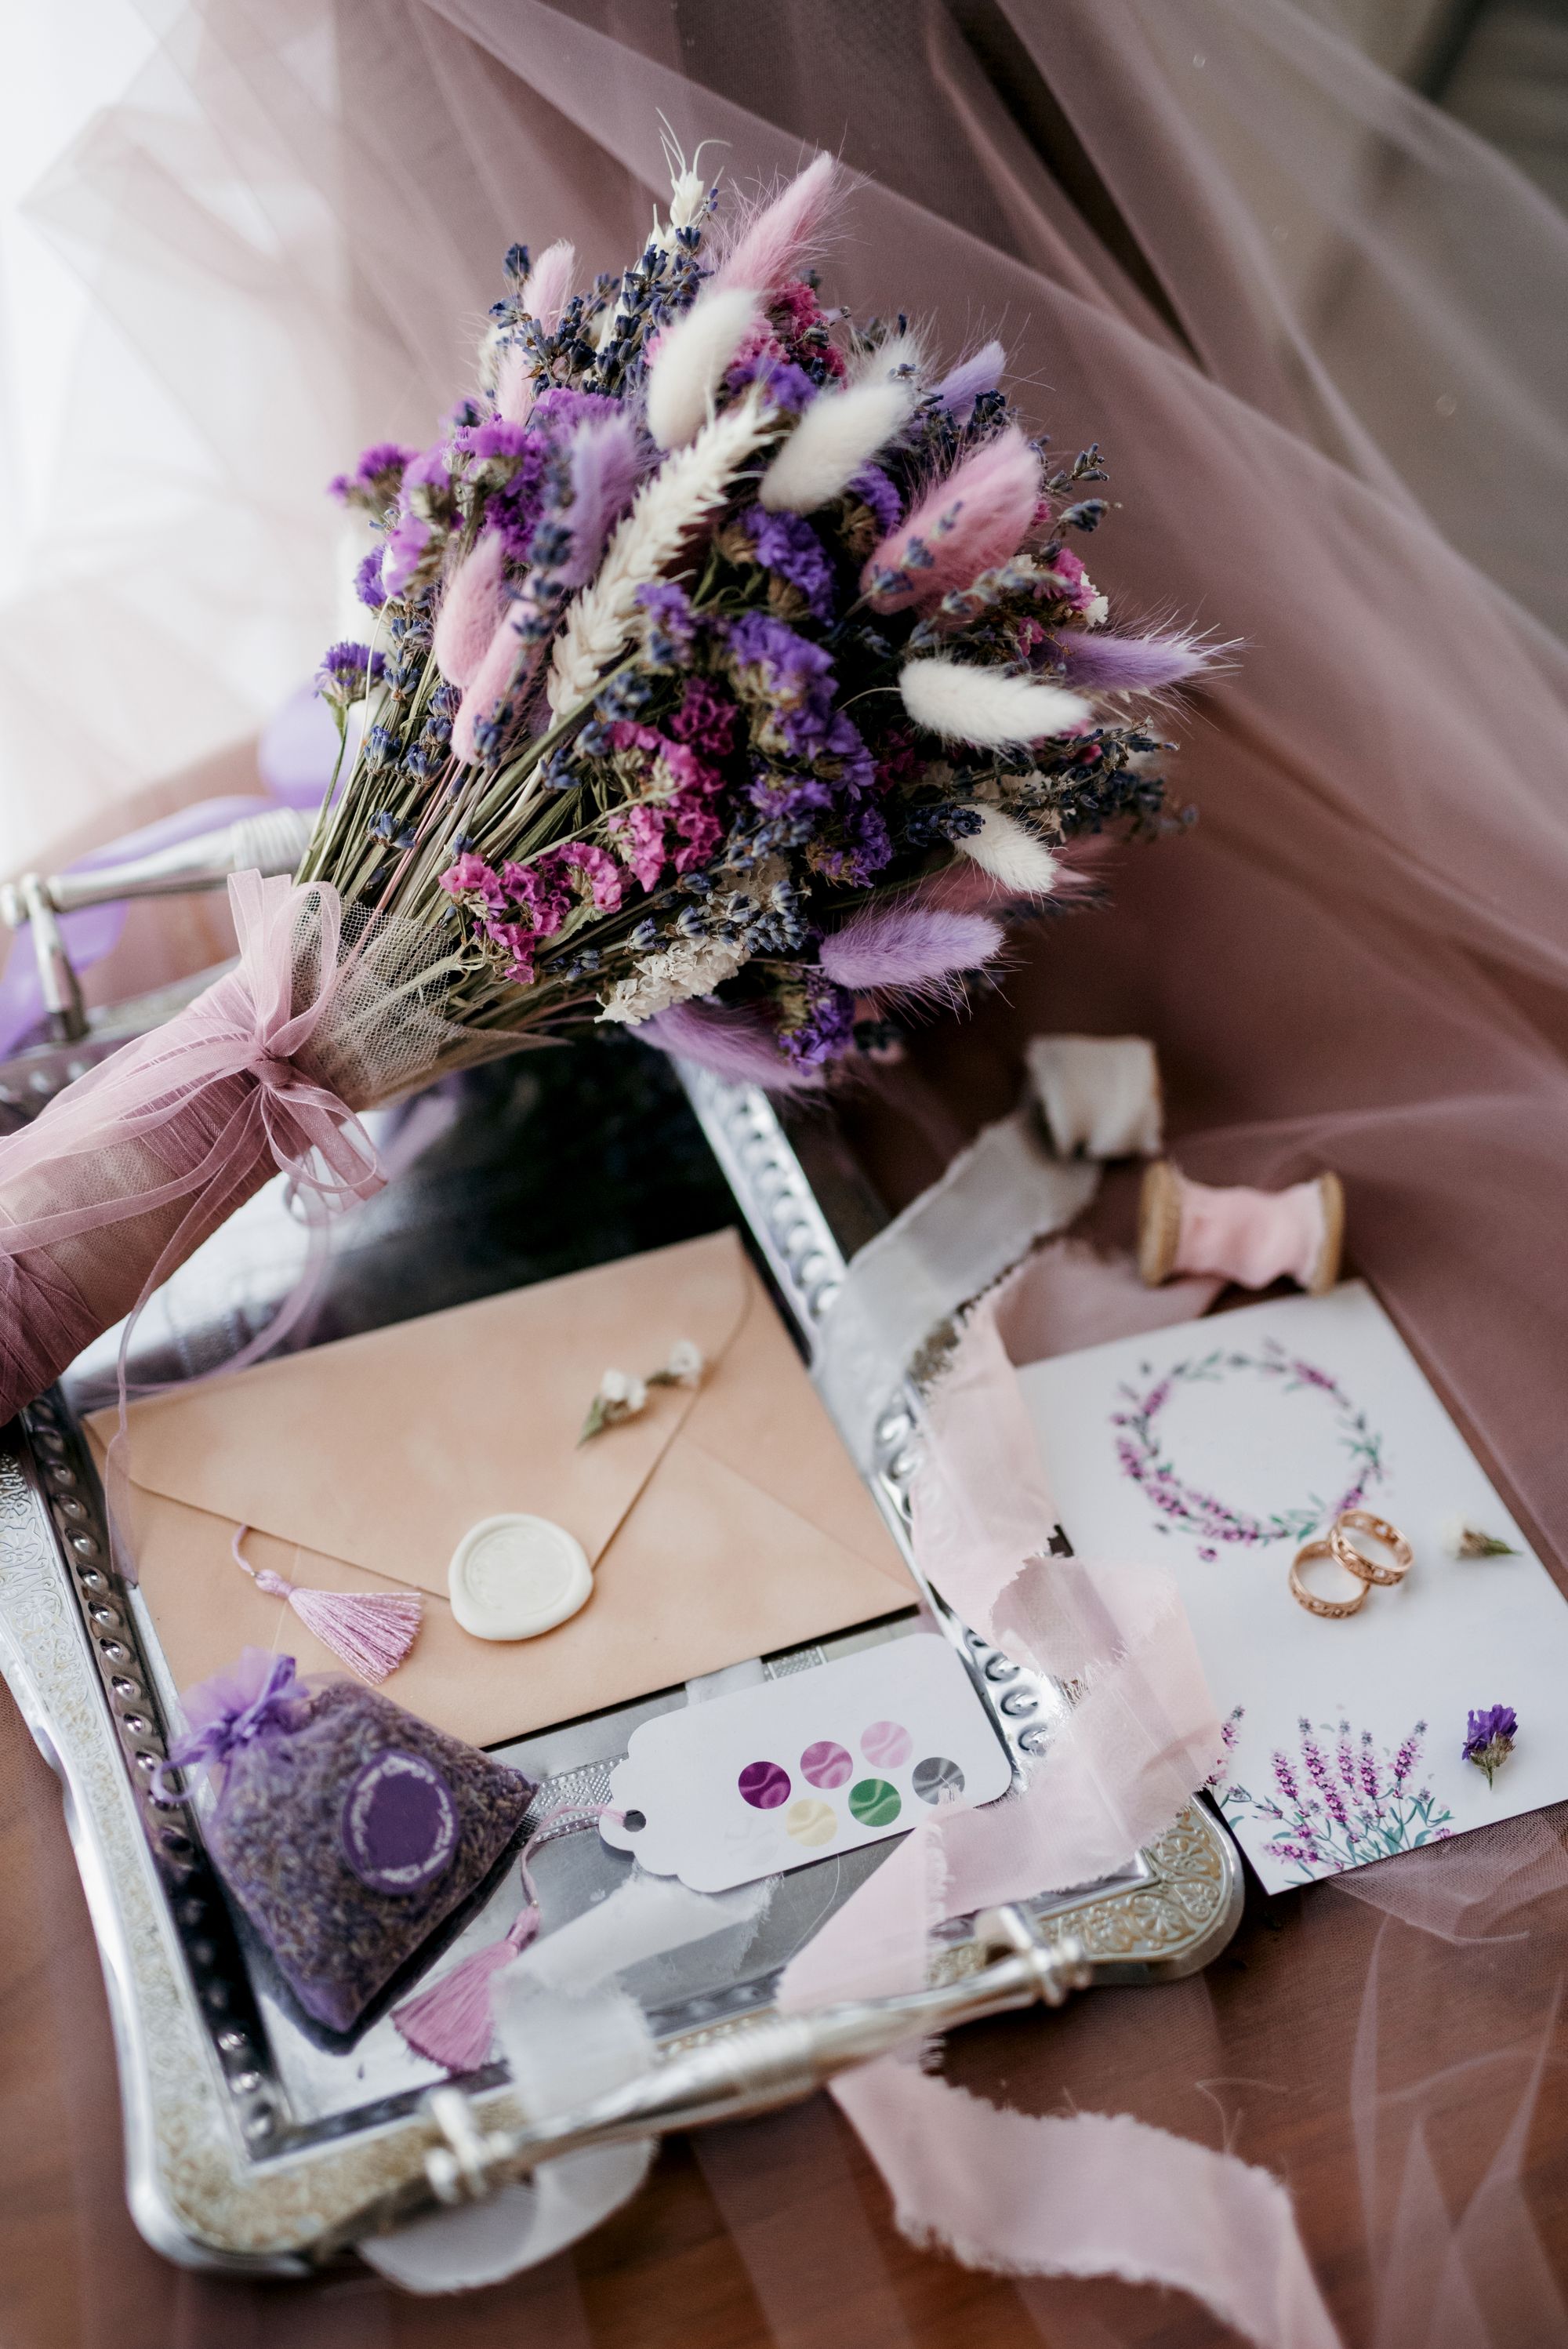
[
  {"x1": 644, "y1": 285, "x2": 763, "y2": 450},
  {"x1": 758, "y1": 375, "x2": 919, "y2": 512},
  {"x1": 899, "y1": 659, "x2": 1091, "y2": 748},
  {"x1": 957, "y1": 808, "x2": 1059, "y2": 893},
  {"x1": 548, "y1": 390, "x2": 773, "y2": 714}
]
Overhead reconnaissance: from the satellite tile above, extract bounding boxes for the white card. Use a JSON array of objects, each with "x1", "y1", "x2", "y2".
[
  {"x1": 1018, "y1": 1282, "x2": 1564, "y2": 1892},
  {"x1": 599, "y1": 1635, "x2": 1013, "y2": 1892}
]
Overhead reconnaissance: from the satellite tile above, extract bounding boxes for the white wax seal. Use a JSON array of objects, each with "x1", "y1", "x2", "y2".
[{"x1": 448, "y1": 1514, "x2": 593, "y2": 1641}]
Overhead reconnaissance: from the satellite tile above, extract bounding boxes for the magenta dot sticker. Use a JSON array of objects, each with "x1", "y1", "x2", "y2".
[
  {"x1": 738, "y1": 1759, "x2": 792, "y2": 1810},
  {"x1": 860, "y1": 1719, "x2": 912, "y2": 1770},
  {"x1": 339, "y1": 1749, "x2": 459, "y2": 1896},
  {"x1": 800, "y1": 1740, "x2": 853, "y2": 1789}
]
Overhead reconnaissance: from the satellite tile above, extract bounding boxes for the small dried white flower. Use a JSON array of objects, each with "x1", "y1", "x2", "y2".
[
  {"x1": 1442, "y1": 1516, "x2": 1518, "y2": 1559},
  {"x1": 597, "y1": 935, "x2": 747, "y2": 1026},
  {"x1": 660, "y1": 1340, "x2": 705, "y2": 1387}
]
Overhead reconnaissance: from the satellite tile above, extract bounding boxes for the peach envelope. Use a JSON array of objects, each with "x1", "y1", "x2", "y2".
[{"x1": 87, "y1": 1229, "x2": 913, "y2": 1747}]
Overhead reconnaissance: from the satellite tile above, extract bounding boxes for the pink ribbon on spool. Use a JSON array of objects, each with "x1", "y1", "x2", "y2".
[{"x1": 1138, "y1": 1161, "x2": 1344, "y2": 1294}]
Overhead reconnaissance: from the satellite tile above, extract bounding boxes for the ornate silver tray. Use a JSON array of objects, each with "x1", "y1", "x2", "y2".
[{"x1": 0, "y1": 1051, "x2": 1241, "y2": 2274}]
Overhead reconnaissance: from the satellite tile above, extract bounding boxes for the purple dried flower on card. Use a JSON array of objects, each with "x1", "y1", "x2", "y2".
[{"x1": 1462, "y1": 1705, "x2": 1517, "y2": 1788}]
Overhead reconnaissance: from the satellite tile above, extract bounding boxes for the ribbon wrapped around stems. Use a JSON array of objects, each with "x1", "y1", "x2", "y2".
[{"x1": 0, "y1": 869, "x2": 478, "y2": 1435}]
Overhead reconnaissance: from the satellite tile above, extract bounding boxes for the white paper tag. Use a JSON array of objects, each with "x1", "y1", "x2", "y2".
[{"x1": 599, "y1": 1635, "x2": 1012, "y2": 1892}]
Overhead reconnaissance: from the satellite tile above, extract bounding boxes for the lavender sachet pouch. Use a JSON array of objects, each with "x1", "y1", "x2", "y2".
[{"x1": 162, "y1": 1647, "x2": 532, "y2": 2033}]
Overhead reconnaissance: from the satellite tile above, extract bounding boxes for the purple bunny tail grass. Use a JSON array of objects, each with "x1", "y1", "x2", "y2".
[
  {"x1": 561, "y1": 413, "x2": 644, "y2": 589},
  {"x1": 818, "y1": 903, "x2": 1004, "y2": 994},
  {"x1": 932, "y1": 339, "x2": 1005, "y2": 420},
  {"x1": 233, "y1": 1527, "x2": 421, "y2": 1685},
  {"x1": 637, "y1": 1000, "x2": 824, "y2": 1091},
  {"x1": 1055, "y1": 629, "x2": 1223, "y2": 696},
  {"x1": 713, "y1": 153, "x2": 838, "y2": 294},
  {"x1": 393, "y1": 1908, "x2": 540, "y2": 2072}
]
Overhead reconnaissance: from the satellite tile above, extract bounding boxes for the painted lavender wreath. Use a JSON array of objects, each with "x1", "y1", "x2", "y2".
[{"x1": 0, "y1": 147, "x2": 1211, "y2": 1425}]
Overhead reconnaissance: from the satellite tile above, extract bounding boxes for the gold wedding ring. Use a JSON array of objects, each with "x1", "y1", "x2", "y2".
[
  {"x1": 1289, "y1": 1537, "x2": 1370, "y2": 1619},
  {"x1": 1330, "y1": 1509, "x2": 1414, "y2": 1588}
]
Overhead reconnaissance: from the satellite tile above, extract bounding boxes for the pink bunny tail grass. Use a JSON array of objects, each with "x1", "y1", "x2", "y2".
[
  {"x1": 713, "y1": 153, "x2": 837, "y2": 293},
  {"x1": 393, "y1": 1912, "x2": 539, "y2": 2072},
  {"x1": 493, "y1": 343, "x2": 536, "y2": 427},
  {"x1": 523, "y1": 238, "x2": 578, "y2": 332},
  {"x1": 433, "y1": 533, "x2": 510, "y2": 688},
  {"x1": 561, "y1": 413, "x2": 644, "y2": 587},
  {"x1": 818, "y1": 903, "x2": 1004, "y2": 994},
  {"x1": 1054, "y1": 628, "x2": 1218, "y2": 696},
  {"x1": 913, "y1": 838, "x2": 1105, "y2": 917},
  {"x1": 637, "y1": 999, "x2": 824, "y2": 1091},
  {"x1": 862, "y1": 425, "x2": 1041, "y2": 612},
  {"x1": 453, "y1": 607, "x2": 539, "y2": 764}
]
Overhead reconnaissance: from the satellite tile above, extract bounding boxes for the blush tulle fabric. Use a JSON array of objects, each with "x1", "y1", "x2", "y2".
[{"x1": 7, "y1": 3, "x2": 1568, "y2": 2344}]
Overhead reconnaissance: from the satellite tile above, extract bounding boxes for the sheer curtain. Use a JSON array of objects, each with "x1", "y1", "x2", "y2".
[{"x1": 5, "y1": 5, "x2": 1568, "y2": 2342}]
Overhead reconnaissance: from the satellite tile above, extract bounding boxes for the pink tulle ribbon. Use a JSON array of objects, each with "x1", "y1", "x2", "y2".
[
  {"x1": 779, "y1": 1291, "x2": 1341, "y2": 2349},
  {"x1": 0, "y1": 870, "x2": 385, "y2": 1432}
]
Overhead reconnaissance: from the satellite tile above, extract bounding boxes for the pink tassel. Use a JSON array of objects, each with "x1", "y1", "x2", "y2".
[
  {"x1": 232, "y1": 1527, "x2": 420, "y2": 1684},
  {"x1": 862, "y1": 425, "x2": 1040, "y2": 612},
  {"x1": 393, "y1": 1906, "x2": 539, "y2": 2071},
  {"x1": 392, "y1": 1803, "x2": 612, "y2": 2071},
  {"x1": 713, "y1": 153, "x2": 837, "y2": 294}
]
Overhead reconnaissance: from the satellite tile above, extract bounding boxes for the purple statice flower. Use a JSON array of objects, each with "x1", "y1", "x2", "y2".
[
  {"x1": 815, "y1": 797, "x2": 893, "y2": 884},
  {"x1": 354, "y1": 547, "x2": 388, "y2": 611},
  {"x1": 848, "y1": 465, "x2": 903, "y2": 537},
  {"x1": 781, "y1": 976, "x2": 857, "y2": 1066},
  {"x1": 440, "y1": 851, "x2": 505, "y2": 911},
  {"x1": 741, "y1": 506, "x2": 835, "y2": 620},
  {"x1": 530, "y1": 387, "x2": 624, "y2": 433},
  {"x1": 328, "y1": 440, "x2": 416, "y2": 514},
  {"x1": 314, "y1": 640, "x2": 384, "y2": 710},
  {"x1": 726, "y1": 352, "x2": 815, "y2": 412},
  {"x1": 1461, "y1": 1705, "x2": 1517, "y2": 1788}
]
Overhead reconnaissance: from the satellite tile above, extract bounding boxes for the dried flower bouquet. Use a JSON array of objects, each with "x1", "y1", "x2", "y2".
[{"x1": 0, "y1": 146, "x2": 1208, "y2": 1422}]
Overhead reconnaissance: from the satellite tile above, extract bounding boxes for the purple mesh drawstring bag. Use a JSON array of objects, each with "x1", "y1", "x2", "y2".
[{"x1": 159, "y1": 1647, "x2": 532, "y2": 2033}]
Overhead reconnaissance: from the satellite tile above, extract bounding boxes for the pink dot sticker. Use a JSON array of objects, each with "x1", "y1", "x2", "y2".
[
  {"x1": 800, "y1": 1740, "x2": 852, "y2": 1789},
  {"x1": 738, "y1": 1759, "x2": 792, "y2": 1810},
  {"x1": 860, "y1": 1720, "x2": 912, "y2": 1770}
]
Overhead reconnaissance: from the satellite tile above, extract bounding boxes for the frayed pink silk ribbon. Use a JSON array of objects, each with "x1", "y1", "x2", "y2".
[
  {"x1": 781, "y1": 1291, "x2": 1342, "y2": 2349},
  {"x1": 0, "y1": 870, "x2": 383, "y2": 1433}
]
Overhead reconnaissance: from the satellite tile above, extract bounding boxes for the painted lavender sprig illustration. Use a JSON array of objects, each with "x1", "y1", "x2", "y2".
[
  {"x1": 1112, "y1": 1338, "x2": 1385, "y2": 1560},
  {"x1": 1212, "y1": 1709, "x2": 1452, "y2": 1881}
]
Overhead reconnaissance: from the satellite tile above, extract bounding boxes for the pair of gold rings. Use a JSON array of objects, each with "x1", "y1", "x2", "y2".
[{"x1": 1290, "y1": 1510, "x2": 1413, "y2": 1619}]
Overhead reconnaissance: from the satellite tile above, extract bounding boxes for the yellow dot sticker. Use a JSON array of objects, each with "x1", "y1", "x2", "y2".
[{"x1": 785, "y1": 1797, "x2": 837, "y2": 1849}]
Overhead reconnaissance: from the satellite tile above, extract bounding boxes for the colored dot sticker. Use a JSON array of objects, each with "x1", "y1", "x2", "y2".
[
  {"x1": 339, "y1": 1750, "x2": 459, "y2": 1896},
  {"x1": 800, "y1": 1739, "x2": 853, "y2": 1789},
  {"x1": 913, "y1": 1756, "x2": 965, "y2": 1805},
  {"x1": 738, "y1": 1759, "x2": 792, "y2": 1810},
  {"x1": 848, "y1": 1777, "x2": 902, "y2": 1828},
  {"x1": 786, "y1": 1797, "x2": 837, "y2": 1849},
  {"x1": 860, "y1": 1719, "x2": 912, "y2": 1770}
]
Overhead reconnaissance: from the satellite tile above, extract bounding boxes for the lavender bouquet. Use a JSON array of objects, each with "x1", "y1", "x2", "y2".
[
  {"x1": 0, "y1": 148, "x2": 1207, "y2": 1424},
  {"x1": 301, "y1": 147, "x2": 1202, "y2": 1090}
]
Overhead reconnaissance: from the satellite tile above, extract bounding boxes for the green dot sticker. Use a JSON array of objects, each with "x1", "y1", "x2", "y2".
[{"x1": 848, "y1": 1776, "x2": 901, "y2": 1828}]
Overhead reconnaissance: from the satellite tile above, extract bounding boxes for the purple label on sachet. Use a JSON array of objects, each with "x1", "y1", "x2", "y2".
[{"x1": 340, "y1": 1748, "x2": 460, "y2": 1894}]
